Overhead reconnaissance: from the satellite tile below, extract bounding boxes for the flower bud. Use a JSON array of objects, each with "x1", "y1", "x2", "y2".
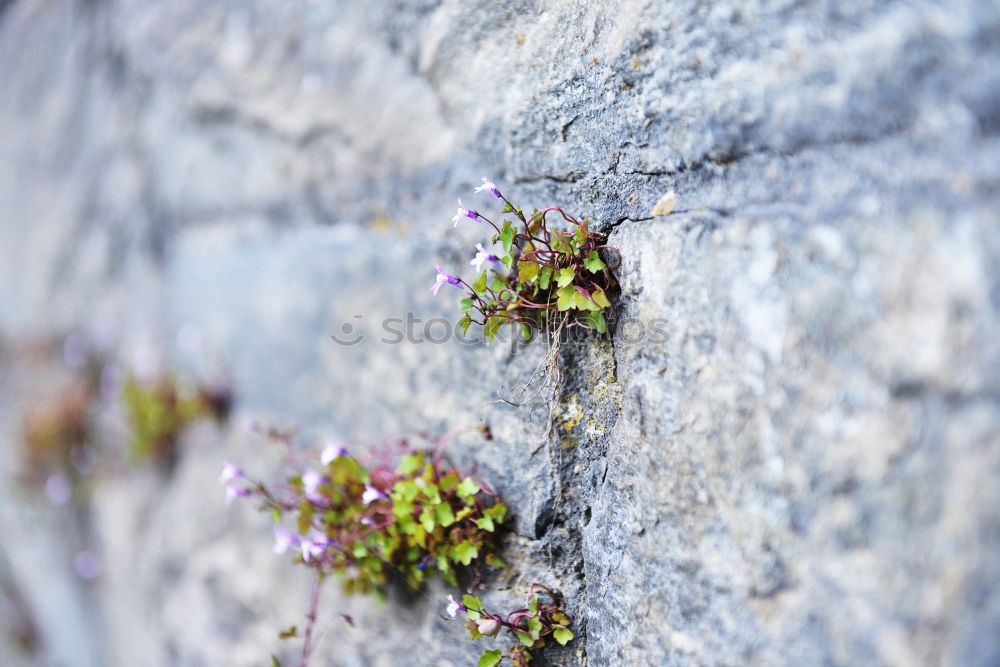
[{"x1": 476, "y1": 618, "x2": 500, "y2": 636}]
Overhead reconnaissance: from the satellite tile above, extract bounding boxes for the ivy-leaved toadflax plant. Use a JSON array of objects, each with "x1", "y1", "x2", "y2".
[{"x1": 433, "y1": 178, "x2": 621, "y2": 341}]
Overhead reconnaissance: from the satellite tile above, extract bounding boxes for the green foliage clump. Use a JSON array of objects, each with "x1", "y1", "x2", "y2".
[
  {"x1": 436, "y1": 178, "x2": 621, "y2": 341},
  {"x1": 451, "y1": 584, "x2": 574, "y2": 667},
  {"x1": 122, "y1": 374, "x2": 231, "y2": 465},
  {"x1": 228, "y1": 437, "x2": 507, "y2": 599}
]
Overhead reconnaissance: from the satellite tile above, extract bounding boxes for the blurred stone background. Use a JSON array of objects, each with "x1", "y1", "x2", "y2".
[{"x1": 1, "y1": 0, "x2": 998, "y2": 665}]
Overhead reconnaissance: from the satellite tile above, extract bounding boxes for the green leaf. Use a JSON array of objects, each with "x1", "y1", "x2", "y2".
[
  {"x1": 296, "y1": 500, "x2": 313, "y2": 535},
  {"x1": 420, "y1": 508, "x2": 435, "y2": 532},
  {"x1": 473, "y1": 270, "x2": 488, "y2": 295},
  {"x1": 573, "y1": 290, "x2": 600, "y2": 311},
  {"x1": 484, "y1": 315, "x2": 504, "y2": 343},
  {"x1": 271, "y1": 656, "x2": 282, "y2": 667},
  {"x1": 555, "y1": 268, "x2": 575, "y2": 288},
  {"x1": 528, "y1": 595, "x2": 539, "y2": 615},
  {"x1": 434, "y1": 502, "x2": 456, "y2": 527},
  {"x1": 460, "y1": 297, "x2": 474, "y2": 311},
  {"x1": 459, "y1": 313, "x2": 473, "y2": 336},
  {"x1": 550, "y1": 232, "x2": 572, "y2": 254},
  {"x1": 501, "y1": 255, "x2": 513, "y2": 268},
  {"x1": 551, "y1": 612, "x2": 570, "y2": 625},
  {"x1": 556, "y1": 286, "x2": 576, "y2": 311},
  {"x1": 521, "y1": 324, "x2": 532, "y2": 340},
  {"x1": 553, "y1": 627, "x2": 575, "y2": 646},
  {"x1": 393, "y1": 479, "x2": 420, "y2": 502},
  {"x1": 486, "y1": 553, "x2": 508, "y2": 568},
  {"x1": 501, "y1": 203, "x2": 514, "y2": 214},
  {"x1": 575, "y1": 219, "x2": 589, "y2": 245},
  {"x1": 453, "y1": 541, "x2": 479, "y2": 565},
  {"x1": 527, "y1": 616, "x2": 542, "y2": 640},
  {"x1": 517, "y1": 630, "x2": 534, "y2": 647},
  {"x1": 462, "y1": 595, "x2": 483, "y2": 611},
  {"x1": 397, "y1": 453, "x2": 422, "y2": 475},
  {"x1": 479, "y1": 650, "x2": 503, "y2": 667},
  {"x1": 278, "y1": 625, "x2": 298, "y2": 639},
  {"x1": 476, "y1": 516, "x2": 495, "y2": 532},
  {"x1": 456, "y1": 478, "x2": 480, "y2": 499},
  {"x1": 500, "y1": 220, "x2": 515, "y2": 253},
  {"x1": 490, "y1": 276, "x2": 507, "y2": 293},
  {"x1": 485, "y1": 503, "x2": 507, "y2": 522},
  {"x1": 584, "y1": 250, "x2": 606, "y2": 273},
  {"x1": 585, "y1": 310, "x2": 607, "y2": 333},
  {"x1": 591, "y1": 287, "x2": 611, "y2": 309},
  {"x1": 538, "y1": 265, "x2": 553, "y2": 290},
  {"x1": 518, "y1": 260, "x2": 540, "y2": 283}
]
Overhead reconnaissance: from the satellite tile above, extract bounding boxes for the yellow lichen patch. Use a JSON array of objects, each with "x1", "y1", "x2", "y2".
[{"x1": 558, "y1": 394, "x2": 584, "y2": 434}]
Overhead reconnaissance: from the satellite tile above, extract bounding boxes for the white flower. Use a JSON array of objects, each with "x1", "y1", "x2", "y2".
[
  {"x1": 446, "y1": 594, "x2": 465, "y2": 617},
  {"x1": 273, "y1": 528, "x2": 297, "y2": 555},
  {"x1": 362, "y1": 484, "x2": 386, "y2": 505},
  {"x1": 224, "y1": 484, "x2": 248, "y2": 505},
  {"x1": 470, "y1": 243, "x2": 500, "y2": 272},
  {"x1": 451, "y1": 199, "x2": 479, "y2": 227},
  {"x1": 302, "y1": 469, "x2": 324, "y2": 496},
  {"x1": 473, "y1": 177, "x2": 501, "y2": 199},
  {"x1": 321, "y1": 442, "x2": 347, "y2": 465},
  {"x1": 300, "y1": 535, "x2": 328, "y2": 562},
  {"x1": 219, "y1": 462, "x2": 242, "y2": 484}
]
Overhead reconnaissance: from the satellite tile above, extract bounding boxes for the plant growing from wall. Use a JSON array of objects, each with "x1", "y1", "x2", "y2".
[
  {"x1": 122, "y1": 374, "x2": 231, "y2": 467},
  {"x1": 22, "y1": 367, "x2": 100, "y2": 500},
  {"x1": 19, "y1": 333, "x2": 113, "y2": 504},
  {"x1": 223, "y1": 428, "x2": 508, "y2": 665},
  {"x1": 433, "y1": 178, "x2": 621, "y2": 341},
  {"x1": 447, "y1": 584, "x2": 574, "y2": 667}
]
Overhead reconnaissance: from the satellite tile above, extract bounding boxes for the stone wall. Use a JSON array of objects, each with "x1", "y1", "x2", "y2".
[{"x1": 0, "y1": 0, "x2": 998, "y2": 665}]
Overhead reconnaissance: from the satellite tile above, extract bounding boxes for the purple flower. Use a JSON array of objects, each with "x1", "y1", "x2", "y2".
[
  {"x1": 302, "y1": 469, "x2": 324, "y2": 497},
  {"x1": 44, "y1": 473, "x2": 72, "y2": 506},
  {"x1": 451, "y1": 199, "x2": 480, "y2": 227},
  {"x1": 224, "y1": 484, "x2": 250, "y2": 505},
  {"x1": 301, "y1": 532, "x2": 330, "y2": 562},
  {"x1": 299, "y1": 530, "x2": 330, "y2": 563},
  {"x1": 474, "y1": 177, "x2": 502, "y2": 200},
  {"x1": 300, "y1": 540, "x2": 324, "y2": 562},
  {"x1": 219, "y1": 462, "x2": 243, "y2": 484},
  {"x1": 446, "y1": 594, "x2": 467, "y2": 618},
  {"x1": 362, "y1": 484, "x2": 388, "y2": 505},
  {"x1": 321, "y1": 442, "x2": 347, "y2": 465},
  {"x1": 220, "y1": 462, "x2": 250, "y2": 504},
  {"x1": 430, "y1": 264, "x2": 461, "y2": 296},
  {"x1": 273, "y1": 527, "x2": 298, "y2": 555},
  {"x1": 73, "y1": 551, "x2": 101, "y2": 580},
  {"x1": 470, "y1": 243, "x2": 501, "y2": 272}
]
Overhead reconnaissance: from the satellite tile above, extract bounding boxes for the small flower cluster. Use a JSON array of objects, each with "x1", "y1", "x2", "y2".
[
  {"x1": 122, "y1": 374, "x2": 232, "y2": 466},
  {"x1": 446, "y1": 584, "x2": 574, "y2": 667},
  {"x1": 223, "y1": 434, "x2": 507, "y2": 599},
  {"x1": 433, "y1": 178, "x2": 621, "y2": 341}
]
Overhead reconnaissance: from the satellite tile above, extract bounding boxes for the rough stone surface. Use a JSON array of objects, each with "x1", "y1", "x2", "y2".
[{"x1": 1, "y1": 0, "x2": 998, "y2": 666}]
